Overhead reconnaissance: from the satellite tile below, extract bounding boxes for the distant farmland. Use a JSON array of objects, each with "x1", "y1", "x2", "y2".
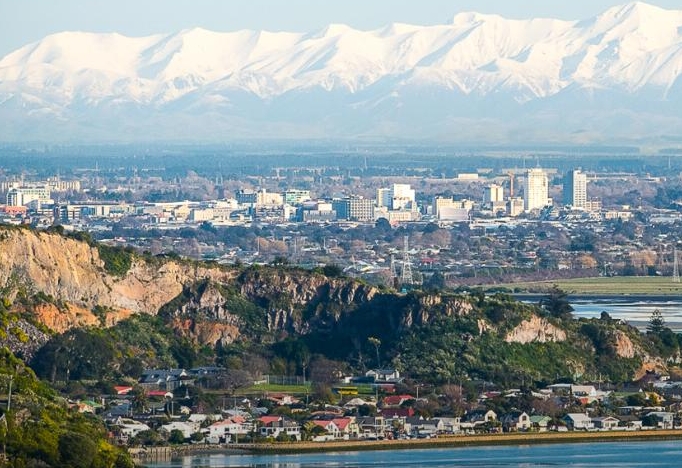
[{"x1": 497, "y1": 276, "x2": 682, "y2": 296}]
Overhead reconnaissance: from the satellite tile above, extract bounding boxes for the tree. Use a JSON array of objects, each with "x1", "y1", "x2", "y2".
[
  {"x1": 217, "y1": 369, "x2": 253, "y2": 395},
  {"x1": 309, "y1": 356, "x2": 345, "y2": 384},
  {"x1": 368, "y1": 337, "x2": 381, "y2": 368},
  {"x1": 58, "y1": 431, "x2": 97, "y2": 468},
  {"x1": 322, "y1": 263, "x2": 343, "y2": 278},
  {"x1": 540, "y1": 285, "x2": 573, "y2": 319},
  {"x1": 131, "y1": 385, "x2": 148, "y2": 414},
  {"x1": 647, "y1": 310, "x2": 666, "y2": 335},
  {"x1": 168, "y1": 429, "x2": 185, "y2": 445}
]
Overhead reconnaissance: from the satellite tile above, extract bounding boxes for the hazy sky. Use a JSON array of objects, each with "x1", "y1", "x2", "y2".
[{"x1": 1, "y1": 0, "x2": 679, "y2": 56}]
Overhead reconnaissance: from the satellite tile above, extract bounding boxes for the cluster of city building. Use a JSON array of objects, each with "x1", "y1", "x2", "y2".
[{"x1": 0, "y1": 168, "x2": 608, "y2": 228}]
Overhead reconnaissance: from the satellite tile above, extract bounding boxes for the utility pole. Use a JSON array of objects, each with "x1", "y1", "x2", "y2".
[{"x1": 7, "y1": 376, "x2": 12, "y2": 412}]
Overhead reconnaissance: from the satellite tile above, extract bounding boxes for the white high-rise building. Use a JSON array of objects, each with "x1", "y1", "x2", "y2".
[
  {"x1": 376, "y1": 188, "x2": 392, "y2": 208},
  {"x1": 6, "y1": 186, "x2": 51, "y2": 207},
  {"x1": 390, "y1": 184, "x2": 415, "y2": 210},
  {"x1": 563, "y1": 170, "x2": 587, "y2": 209},
  {"x1": 524, "y1": 169, "x2": 550, "y2": 212},
  {"x1": 484, "y1": 184, "x2": 504, "y2": 204}
]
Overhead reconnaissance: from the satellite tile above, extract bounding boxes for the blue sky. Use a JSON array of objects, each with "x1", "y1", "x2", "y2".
[{"x1": 1, "y1": 0, "x2": 679, "y2": 56}]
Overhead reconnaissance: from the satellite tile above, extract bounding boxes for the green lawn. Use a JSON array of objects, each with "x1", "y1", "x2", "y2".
[
  {"x1": 495, "y1": 276, "x2": 682, "y2": 295},
  {"x1": 240, "y1": 383, "x2": 312, "y2": 395},
  {"x1": 238, "y1": 383, "x2": 379, "y2": 396}
]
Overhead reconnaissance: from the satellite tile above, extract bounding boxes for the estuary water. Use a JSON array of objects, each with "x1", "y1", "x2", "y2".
[
  {"x1": 569, "y1": 297, "x2": 682, "y2": 331},
  {"x1": 145, "y1": 440, "x2": 682, "y2": 467}
]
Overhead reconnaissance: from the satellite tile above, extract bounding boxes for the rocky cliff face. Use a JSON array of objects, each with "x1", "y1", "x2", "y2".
[
  {"x1": 0, "y1": 227, "x2": 236, "y2": 331},
  {"x1": 505, "y1": 316, "x2": 567, "y2": 344}
]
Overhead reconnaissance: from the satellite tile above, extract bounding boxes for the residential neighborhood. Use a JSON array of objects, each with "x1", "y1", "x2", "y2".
[{"x1": 75, "y1": 365, "x2": 682, "y2": 448}]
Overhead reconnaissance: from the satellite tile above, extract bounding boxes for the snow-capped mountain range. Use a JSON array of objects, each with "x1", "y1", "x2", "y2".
[{"x1": 3, "y1": 2, "x2": 682, "y2": 143}]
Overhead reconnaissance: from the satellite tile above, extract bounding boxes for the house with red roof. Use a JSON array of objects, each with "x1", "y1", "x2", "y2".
[
  {"x1": 258, "y1": 415, "x2": 301, "y2": 440},
  {"x1": 206, "y1": 416, "x2": 254, "y2": 443},
  {"x1": 382, "y1": 394, "x2": 415, "y2": 407},
  {"x1": 380, "y1": 407, "x2": 415, "y2": 418}
]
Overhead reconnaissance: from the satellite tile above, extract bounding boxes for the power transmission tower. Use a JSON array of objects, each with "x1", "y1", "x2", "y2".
[
  {"x1": 390, "y1": 254, "x2": 397, "y2": 279},
  {"x1": 674, "y1": 248, "x2": 680, "y2": 283},
  {"x1": 401, "y1": 235, "x2": 413, "y2": 285}
]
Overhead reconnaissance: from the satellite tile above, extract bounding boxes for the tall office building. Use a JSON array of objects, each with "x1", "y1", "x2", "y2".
[
  {"x1": 6, "y1": 186, "x2": 51, "y2": 207},
  {"x1": 484, "y1": 184, "x2": 504, "y2": 205},
  {"x1": 524, "y1": 168, "x2": 550, "y2": 212},
  {"x1": 563, "y1": 170, "x2": 587, "y2": 209},
  {"x1": 333, "y1": 196, "x2": 374, "y2": 222},
  {"x1": 376, "y1": 188, "x2": 392, "y2": 208},
  {"x1": 390, "y1": 184, "x2": 416, "y2": 211}
]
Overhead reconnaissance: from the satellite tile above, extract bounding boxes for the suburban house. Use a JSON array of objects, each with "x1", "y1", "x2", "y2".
[
  {"x1": 159, "y1": 421, "x2": 196, "y2": 439},
  {"x1": 500, "y1": 411, "x2": 531, "y2": 432},
  {"x1": 206, "y1": 416, "x2": 253, "y2": 443},
  {"x1": 464, "y1": 409, "x2": 497, "y2": 426},
  {"x1": 644, "y1": 411, "x2": 675, "y2": 429},
  {"x1": 571, "y1": 385, "x2": 609, "y2": 404},
  {"x1": 405, "y1": 416, "x2": 443, "y2": 436},
  {"x1": 365, "y1": 369, "x2": 403, "y2": 383},
  {"x1": 308, "y1": 417, "x2": 360, "y2": 440},
  {"x1": 357, "y1": 416, "x2": 387, "y2": 438},
  {"x1": 344, "y1": 397, "x2": 375, "y2": 410},
  {"x1": 258, "y1": 416, "x2": 302, "y2": 441},
  {"x1": 592, "y1": 416, "x2": 620, "y2": 430},
  {"x1": 380, "y1": 407, "x2": 415, "y2": 418},
  {"x1": 309, "y1": 420, "x2": 342, "y2": 440},
  {"x1": 113, "y1": 385, "x2": 134, "y2": 395},
  {"x1": 529, "y1": 415, "x2": 552, "y2": 432},
  {"x1": 267, "y1": 393, "x2": 300, "y2": 406},
  {"x1": 139, "y1": 369, "x2": 191, "y2": 391},
  {"x1": 563, "y1": 413, "x2": 594, "y2": 431},
  {"x1": 382, "y1": 394, "x2": 415, "y2": 407},
  {"x1": 434, "y1": 417, "x2": 461, "y2": 433},
  {"x1": 112, "y1": 418, "x2": 150, "y2": 444}
]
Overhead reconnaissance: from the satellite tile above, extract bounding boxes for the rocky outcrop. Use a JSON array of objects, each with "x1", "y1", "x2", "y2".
[
  {"x1": 505, "y1": 316, "x2": 567, "y2": 344},
  {"x1": 0, "y1": 227, "x2": 237, "y2": 331},
  {"x1": 403, "y1": 295, "x2": 473, "y2": 328},
  {"x1": 612, "y1": 330, "x2": 636, "y2": 358},
  {"x1": 170, "y1": 318, "x2": 241, "y2": 347},
  {"x1": 33, "y1": 303, "x2": 100, "y2": 333}
]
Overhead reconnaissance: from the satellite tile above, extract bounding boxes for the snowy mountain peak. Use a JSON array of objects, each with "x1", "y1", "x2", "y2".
[{"x1": 2, "y1": 2, "x2": 682, "y2": 143}]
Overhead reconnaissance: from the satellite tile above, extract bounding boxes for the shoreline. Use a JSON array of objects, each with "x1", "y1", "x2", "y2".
[
  {"x1": 250, "y1": 430, "x2": 682, "y2": 454},
  {"x1": 135, "y1": 429, "x2": 682, "y2": 461}
]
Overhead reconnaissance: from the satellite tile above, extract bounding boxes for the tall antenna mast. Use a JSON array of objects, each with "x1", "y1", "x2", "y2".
[
  {"x1": 401, "y1": 235, "x2": 413, "y2": 285},
  {"x1": 674, "y1": 248, "x2": 680, "y2": 283}
]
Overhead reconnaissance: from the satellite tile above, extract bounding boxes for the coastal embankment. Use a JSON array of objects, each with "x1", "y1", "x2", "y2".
[{"x1": 132, "y1": 429, "x2": 682, "y2": 461}]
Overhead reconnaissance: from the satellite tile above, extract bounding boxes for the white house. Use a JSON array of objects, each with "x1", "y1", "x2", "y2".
[
  {"x1": 592, "y1": 416, "x2": 620, "y2": 430},
  {"x1": 258, "y1": 416, "x2": 302, "y2": 441},
  {"x1": 645, "y1": 411, "x2": 675, "y2": 429},
  {"x1": 365, "y1": 369, "x2": 402, "y2": 383},
  {"x1": 207, "y1": 417, "x2": 253, "y2": 443},
  {"x1": 501, "y1": 411, "x2": 531, "y2": 432},
  {"x1": 160, "y1": 421, "x2": 196, "y2": 439},
  {"x1": 113, "y1": 418, "x2": 150, "y2": 444},
  {"x1": 563, "y1": 413, "x2": 594, "y2": 431}
]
